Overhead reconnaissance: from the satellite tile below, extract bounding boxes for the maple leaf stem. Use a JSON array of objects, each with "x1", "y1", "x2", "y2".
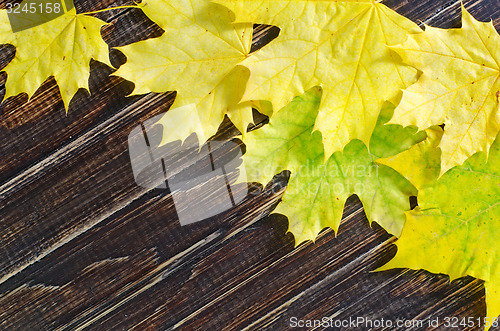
[{"x1": 82, "y1": 4, "x2": 144, "y2": 16}]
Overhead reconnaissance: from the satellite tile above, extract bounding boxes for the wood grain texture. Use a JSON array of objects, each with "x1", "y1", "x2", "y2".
[{"x1": 0, "y1": 0, "x2": 499, "y2": 330}]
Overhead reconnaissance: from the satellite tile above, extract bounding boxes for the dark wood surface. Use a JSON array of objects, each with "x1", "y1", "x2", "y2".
[{"x1": 0, "y1": 0, "x2": 499, "y2": 330}]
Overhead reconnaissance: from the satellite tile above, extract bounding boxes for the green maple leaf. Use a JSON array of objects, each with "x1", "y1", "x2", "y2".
[
  {"x1": 381, "y1": 133, "x2": 500, "y2": 326},
  {"x1": 244, "y1": 87, "x2": 426, "y2": 244}
]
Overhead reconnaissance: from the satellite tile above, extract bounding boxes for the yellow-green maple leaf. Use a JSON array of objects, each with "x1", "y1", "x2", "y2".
[
  {"x1": 390, "y1": 6, "x2": 500, "y2": 175},
  {"x1": 114, "y1": 0, "x2": 256, "y2": 145},
  {"x1": 244, "y1": 88, "x2": 425, "y2": 244},
  {"x1": 378, "y1": 126, "x2": 443, "y2": 191},
  {"x1": 212, "y1": 0, "x2": 421, "y2": 159},
  {"x1": 381, "y1": 132, "x2": 500, "y2": 327},
  {"x1": 0, "y1": 1, "x2": 112, "y2": 109}
]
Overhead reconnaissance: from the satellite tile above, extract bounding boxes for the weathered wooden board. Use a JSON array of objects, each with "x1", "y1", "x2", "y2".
[{"x1": 0, "y1": 0, "x2": 499, "y2": 330}]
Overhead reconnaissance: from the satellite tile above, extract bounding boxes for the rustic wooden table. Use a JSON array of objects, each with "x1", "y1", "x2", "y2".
[{"x1": 1, "y1": 0, "x2": 499, "y2": 330}]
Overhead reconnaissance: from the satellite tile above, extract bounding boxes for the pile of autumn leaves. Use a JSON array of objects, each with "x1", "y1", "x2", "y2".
[{"x1": 0, "y1": 0, "x2": 499, "y2": 324}]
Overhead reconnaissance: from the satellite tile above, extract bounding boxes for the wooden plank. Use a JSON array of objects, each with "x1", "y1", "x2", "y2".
[
  {"x1": 0, "y1": 1, "x2": 172, "y2": 279},
  {"x1": 386, "y1": 0, "x2": 500, "y2": 28}
]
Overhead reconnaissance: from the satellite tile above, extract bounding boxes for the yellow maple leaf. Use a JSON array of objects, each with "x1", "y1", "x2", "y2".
[
  {"x1": 154, "y1": 66, "x2": 254, "y2": 143},
  {"x1": 212, "y1": 0, "x2": 421, "y2": 159},
  {"x1": 390, "y1": 6, "x2": 500, "y2": 174},
  {"x1": 114, "y1": 0, "x2": 257, "y2": 145},
  {"x1": 0, "y1": 1, "x2": 112, "y2": 109}
]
